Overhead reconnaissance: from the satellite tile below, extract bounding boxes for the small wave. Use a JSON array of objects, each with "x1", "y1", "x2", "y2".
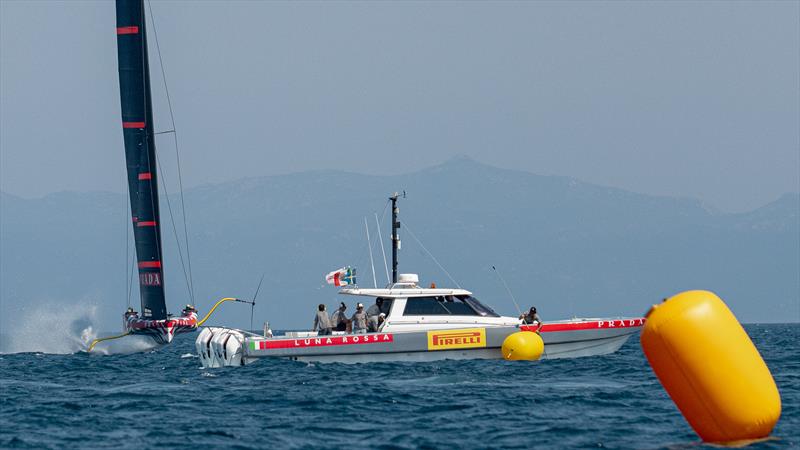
[{"x1": 181, "y1": 353, "x2": 198, "y2": 359}]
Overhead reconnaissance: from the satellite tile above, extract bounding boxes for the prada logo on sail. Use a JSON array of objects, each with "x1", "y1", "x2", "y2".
[
  {"x1": 139, "y1": 272, "x2": 162, "y2": 286},
  {"x1": 427, "y1": 328, "x2": 486, "y2": 351}
]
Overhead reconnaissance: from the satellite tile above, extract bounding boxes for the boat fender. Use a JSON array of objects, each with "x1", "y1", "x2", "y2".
[
  {"x1": 501, "y1": 331, "x2": 544, "y2": 361},
  {"x1": 640, "y1": 290, "x2": 781, "y2": 443}
]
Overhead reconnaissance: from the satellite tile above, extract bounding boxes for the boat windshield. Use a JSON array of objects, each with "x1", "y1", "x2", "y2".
[
  {"x1": 401, "y1": 295, "x2": 500, "y2": 317},
  {"x1": 457, "y1": 295, "x2": 500, "y2": 317}
]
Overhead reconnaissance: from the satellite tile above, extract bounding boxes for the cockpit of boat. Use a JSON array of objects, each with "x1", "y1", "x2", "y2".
[
  {"x1": 364, "y1": 295, "x2": 500, "y2": 318},
  {"x1": 333, "y1": 274, "x2": 516, "y2": 333}
]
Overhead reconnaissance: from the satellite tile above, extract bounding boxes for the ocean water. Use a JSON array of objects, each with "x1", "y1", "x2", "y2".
[{"x1": 0, "y1": 324, "x2": 797, "y2": 449}]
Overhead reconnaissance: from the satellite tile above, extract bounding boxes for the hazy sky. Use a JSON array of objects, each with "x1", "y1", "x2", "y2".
[{"x1": 1, "y1": 1, "x2": 798, "y2": 212}]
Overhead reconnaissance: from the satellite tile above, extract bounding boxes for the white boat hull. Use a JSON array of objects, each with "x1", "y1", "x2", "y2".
[{"x1": 197, "y1": 318, "x2": 644, "y2": 367}]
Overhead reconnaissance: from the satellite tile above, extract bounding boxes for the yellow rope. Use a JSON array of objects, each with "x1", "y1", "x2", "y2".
[
  {"x1": 197, "y1": 297, "x2": 238, "y2": 326},
  {"x1": 88, "y1": 331, "x2": 132, "y2": 352}
]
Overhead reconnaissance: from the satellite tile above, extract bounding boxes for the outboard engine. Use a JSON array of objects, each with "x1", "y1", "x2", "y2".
[{"x1": 196, "y1": 327, "x2": 246, "y2": 368}]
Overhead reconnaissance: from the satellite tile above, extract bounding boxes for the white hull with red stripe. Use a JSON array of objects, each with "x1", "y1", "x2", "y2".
[
  {"x1": 196, "y1": 277, "x2": 644, "y2": 367},
  {"x1": 238, "y1": 318, "x2": 641, "y2": 365}
]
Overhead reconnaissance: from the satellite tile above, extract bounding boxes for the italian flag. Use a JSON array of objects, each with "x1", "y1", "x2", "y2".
[{"x1": 326, "y1": 267, "x2": 349, "y2": 286}]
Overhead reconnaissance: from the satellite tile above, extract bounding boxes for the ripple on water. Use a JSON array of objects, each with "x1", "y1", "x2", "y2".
[{"x1": 0, "y1": 324, "x2": 797, "y2": 449}]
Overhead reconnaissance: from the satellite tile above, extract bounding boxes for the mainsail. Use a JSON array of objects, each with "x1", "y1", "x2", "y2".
[{"x1": 116, "y1": 0, "x2": 167, "y2": 320}]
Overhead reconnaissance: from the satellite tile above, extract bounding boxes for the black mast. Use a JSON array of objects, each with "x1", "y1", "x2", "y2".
[
  {"x1": 116, "y1": 0, "x2": 168, "y2": 320},
  {"x1": 390, "y1": 193, "x2": 400, "y2": 283}
]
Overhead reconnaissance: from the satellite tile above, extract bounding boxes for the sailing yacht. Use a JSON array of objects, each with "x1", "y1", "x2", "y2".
[{"x1": 104, "y1": 0, "x2": 198, "y2": 346}]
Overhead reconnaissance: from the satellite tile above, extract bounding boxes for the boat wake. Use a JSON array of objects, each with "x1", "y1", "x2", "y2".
[{"x1": 0, "y1": 301, "x2": 156, "y2": 355}]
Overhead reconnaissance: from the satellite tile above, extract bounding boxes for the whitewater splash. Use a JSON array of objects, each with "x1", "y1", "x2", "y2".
[{"x1": 0, "y1": 301, "x2": 157, "y2": 355}]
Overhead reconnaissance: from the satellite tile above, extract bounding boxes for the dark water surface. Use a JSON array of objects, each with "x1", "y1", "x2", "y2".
[{"x1": 1, "y1": 324, "x2": 797, "y2": 449}]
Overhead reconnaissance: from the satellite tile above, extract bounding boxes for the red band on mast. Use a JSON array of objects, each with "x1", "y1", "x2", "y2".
[
  {"x1": 122, "y1": 121, "x2": 145, "y2": 129},
  {"x1": 137, "y1": 221, "x2": 157, "y2": 227},
  {"x1": 138, "y1": 172, "x2": 152, "y2": 180},
  {"x1": 117, "y1": 26, "x2": 139, "y2": 35},
  {"x1": 138, "y1": 261, "x2": 162, "y2": 269}
]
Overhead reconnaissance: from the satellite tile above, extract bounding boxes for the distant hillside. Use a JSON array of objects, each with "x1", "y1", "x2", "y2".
[{"x1": 1, "y1": 157, "x2": 798, "y2": 333}]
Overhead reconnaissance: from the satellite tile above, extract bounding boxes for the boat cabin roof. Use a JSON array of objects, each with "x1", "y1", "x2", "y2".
[{"x1": 339, "y1": 287, "x2": 473, "y2": 298}]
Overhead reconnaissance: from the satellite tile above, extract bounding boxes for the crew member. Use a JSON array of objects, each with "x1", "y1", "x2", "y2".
[
  {"x1": 366, "y1": 298, "x2": 383, "y2": 317},
  {"x1": 369, "y1": 312, "x2": 387, "y2": 332},
  {"x1": 182, "y1": 304, "x2": 197, "y2": 316},
  {"x1": 520, "y1": 307, "x2": 542, "y2": 330},
  {"x1": 350, "y1": 303, "x2": 368, "y2": 334},
  {"x1": 366, "y1": 298, "x2": 383, "y2": 332},
  {"x1": 123, "y1": 307, "x2": 139, "y2": 330},
  {"x1": 313, "y1": 304, "x2": 333, "y2": 336},
  {"x1": 330, "y1": 302, "x2": 349, "y2": 332}
]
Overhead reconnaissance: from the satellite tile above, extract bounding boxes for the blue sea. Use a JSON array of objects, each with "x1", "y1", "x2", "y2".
[{"x1": 1, "y1": 324, "x2": 797, "y2": 449}]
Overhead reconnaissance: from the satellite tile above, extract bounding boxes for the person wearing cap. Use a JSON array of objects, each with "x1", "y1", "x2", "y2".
[
  {"x1": 350, "y1": 303, "x2": 368, "y2": 334},
  {"x1": 368, "y1": 312, "x2": 386, "y2": 332},
  {"x1": 124, "y1": 307, "x2": 139, "y2": 327},
  {"x1": 330, "y1": 302, "x2": 349, "y2": 332},
  {"x1": 520, "y1": 307, "x2": 542, "y2": 330},
  {"x1": 313, "y1": 304, "x2": 333, "y2": 336},
  {"x1": 182, "y1": 304, "x2": 197, "y2": 317}
]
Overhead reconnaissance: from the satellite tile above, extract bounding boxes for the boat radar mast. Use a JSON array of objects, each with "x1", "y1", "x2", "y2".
[{"x1": 390, "y1": 192, "x2": 404, "y2": 283}]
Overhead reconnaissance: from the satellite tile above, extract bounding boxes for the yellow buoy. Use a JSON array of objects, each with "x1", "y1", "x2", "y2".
[
  {"x1": 502, "y1": 331, "x2": 544, "y2": 361},
  {"x1": 641, "y1": 290, "x2": 781, "y2": 443}
]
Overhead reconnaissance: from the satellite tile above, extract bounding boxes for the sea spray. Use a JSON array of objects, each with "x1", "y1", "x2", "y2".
[{"x1": 0, "y1": 301, "x2": 156, "y2": 355}]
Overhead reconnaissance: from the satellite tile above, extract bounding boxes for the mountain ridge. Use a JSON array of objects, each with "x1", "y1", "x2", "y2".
[
  {"x1": 2, "y1": 156, "x2": 796, "y2": 216},
  {"x1": 1, "y1": 157, "x2": 798, "y2": 331}
]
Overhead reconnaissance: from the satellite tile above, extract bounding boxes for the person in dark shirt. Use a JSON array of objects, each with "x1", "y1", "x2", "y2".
[
  {"x1": 330, "y1": 302, "x2": 349, "y2": 332},
  {"x1": 520, "y1": 307, "x2": 542, "y2": 330},
  {"x1": 313, "y1": 304, "x2": 333, "y2": 336}
]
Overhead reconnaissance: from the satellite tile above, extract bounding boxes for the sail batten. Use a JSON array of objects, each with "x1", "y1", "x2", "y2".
[{"x1": 116, "y1": 0, "x2": 168, "y2": 320}]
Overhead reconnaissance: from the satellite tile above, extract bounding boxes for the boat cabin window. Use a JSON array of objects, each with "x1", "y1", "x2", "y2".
[
  {"x1": 376, "y1": 297, "x2": 393, "y2": 315},
  {"x1": 402, "y1": 295, "x2": 497, "y2": 316},
  {"x1": 457, "y1": 295, "x2": 499, "y2": 317}
]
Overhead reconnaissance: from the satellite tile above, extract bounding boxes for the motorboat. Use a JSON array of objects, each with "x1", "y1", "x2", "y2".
[{"x1": 197, "y1": 195, "x2": 644, "y2": 367}]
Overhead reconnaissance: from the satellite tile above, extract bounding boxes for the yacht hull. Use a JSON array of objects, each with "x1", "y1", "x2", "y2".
[
  {"x1": 127, "y1": 313, "x2": 197, "y2": 345},
  {"x1": 198, "y1": 318, "x2": 644, "y2": 367}
]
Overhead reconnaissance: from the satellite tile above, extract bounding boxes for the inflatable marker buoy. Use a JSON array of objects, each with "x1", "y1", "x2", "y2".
[
  {"x1": 502, "y1": 331, "x2": 544, "y2": 361},
  {"x1": 640, "y1": 290, "x2": 781, "y2": 443}
]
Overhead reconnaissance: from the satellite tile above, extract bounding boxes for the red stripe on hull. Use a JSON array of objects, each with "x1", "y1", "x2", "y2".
[
  {"x1": 523, "y1": 318, "x2": 646, "y2": 333},
  {"x1": 116, "y1": 26, "x2": 139, "y2": 35},
  {"x1": 138, "y1": 261, "x2": 162, "y2": 268},
  {"x1": 122, "y1": 121, "x2": 145, "y2": 129},
  {"x1": 258, "y1": 333, "x2": 393, "y2": 350}
]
